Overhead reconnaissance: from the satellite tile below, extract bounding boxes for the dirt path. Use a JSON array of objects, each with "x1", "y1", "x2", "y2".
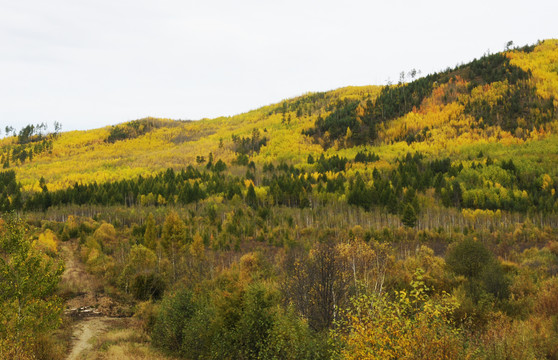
[
  {"x1": 66, "y1": 316, "x2": 116, "y2": 360},
  {"x1": 60, "y1": 240, "x2": 131, "y2": 359},
  {"x1": 60, "y1": 241, "x2": 99, "y2": 296}
]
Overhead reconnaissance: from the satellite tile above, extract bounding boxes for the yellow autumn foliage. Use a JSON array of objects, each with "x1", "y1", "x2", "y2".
[
  {"x1": 508, "y1": 39, "x2": 558, "y2": 102},
  {"x1": 34, "y1": 229, "x2": 58, "y2": 254},
  {"x1": 336, "y1": 271, "x2": 468, "y2": 360}
]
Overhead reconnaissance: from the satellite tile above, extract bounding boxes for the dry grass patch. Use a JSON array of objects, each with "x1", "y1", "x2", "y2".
[{"x1": 81, "y1": 318, "x2": 175, "y2": 360}]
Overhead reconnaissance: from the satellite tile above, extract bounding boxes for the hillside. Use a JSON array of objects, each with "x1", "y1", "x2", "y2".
[
  {"x1": 1, "y1": 40, "x2": 558, "y2": 359},
  {"x1": 1, "y1": 40, "x2": 558, "y2": 216}
]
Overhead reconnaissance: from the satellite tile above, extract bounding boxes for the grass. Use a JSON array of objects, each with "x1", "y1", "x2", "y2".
[{"x1": 81, "y1": 318, "x2": 175, "y2": 360}]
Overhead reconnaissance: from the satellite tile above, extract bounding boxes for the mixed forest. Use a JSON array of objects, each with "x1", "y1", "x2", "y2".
[{"x1": 1, "y1": 39, "x2": 558, "y2": 359}]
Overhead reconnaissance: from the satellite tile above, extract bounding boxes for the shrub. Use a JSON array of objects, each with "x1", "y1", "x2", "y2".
[{"x1": 152, "y1": 289, "x2": 197, "y2": 352}]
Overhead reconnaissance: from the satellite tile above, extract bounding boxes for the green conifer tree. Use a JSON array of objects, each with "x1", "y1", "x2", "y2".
[{"x1": 401, "y1": 204, "x2": 417, "y2": 228}]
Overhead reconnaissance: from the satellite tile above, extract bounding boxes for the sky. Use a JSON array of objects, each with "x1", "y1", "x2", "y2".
[{"x1": 1, "y1": 0, "x2": 556, "y2": 134}]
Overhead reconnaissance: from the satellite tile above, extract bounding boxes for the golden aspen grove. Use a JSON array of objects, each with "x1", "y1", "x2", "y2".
[{"x1": 1, "y1": 39, "x2": 558, "y2": 359}]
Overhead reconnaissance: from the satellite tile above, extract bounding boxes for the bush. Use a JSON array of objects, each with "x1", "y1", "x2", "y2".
[
  {"x1": 446, "y1": 238, "x2": 492, "y2": 279},
  {"x1": 134, "y1": 301, "x2": 158, "y2": 334},
  {"x1": 210, "y1": 282, "x2": 277, "y2": 359},
  {"x1": 152, "y1": 280, "x2": 327, "y2": 359},
  {"x1": 447, "y1": 238, "x2": 510, "y2": 310},
  {"x1": 335, "y1": 271, "x2": 471, "y2": 359},
  {"x1": 152, "y1": 289, "x2": 197, "y2": 352},
  {"x1": 131, "y1": 273, "x2": 166, "y2": 301}
]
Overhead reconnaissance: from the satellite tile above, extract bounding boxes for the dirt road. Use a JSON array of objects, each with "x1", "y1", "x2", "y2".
[
  {"x1": 60, "y1": 241, "x2": 127, "y2": 359},
  {"x1": 67, "y1": 316, "x2": 116, "y2": 360}
]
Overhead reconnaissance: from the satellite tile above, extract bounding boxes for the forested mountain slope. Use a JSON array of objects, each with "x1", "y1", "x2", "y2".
[
  {"x1": 2, "y1": 39, "x2": 558, "y2": 360},
  {"x1": 1, "y1": 39, "x2": 557, "y2": 216}
]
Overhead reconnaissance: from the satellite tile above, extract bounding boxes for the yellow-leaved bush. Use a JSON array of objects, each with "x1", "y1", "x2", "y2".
[{"x1": 334, "y1": 270, "x2": 472, "y2": 360}]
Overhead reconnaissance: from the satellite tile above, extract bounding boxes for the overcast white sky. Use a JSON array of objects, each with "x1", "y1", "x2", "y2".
[{"x1": 1, "y1": 0, "x2": 556, "y2": 133}]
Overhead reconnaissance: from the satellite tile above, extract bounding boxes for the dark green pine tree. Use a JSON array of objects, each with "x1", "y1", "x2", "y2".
[
  {"x1": 401, "y1": 204, "x2": 417, "y2": 228},
  {"x1": 246, "y1": 183, "x2": 258, "y2": 209}
]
